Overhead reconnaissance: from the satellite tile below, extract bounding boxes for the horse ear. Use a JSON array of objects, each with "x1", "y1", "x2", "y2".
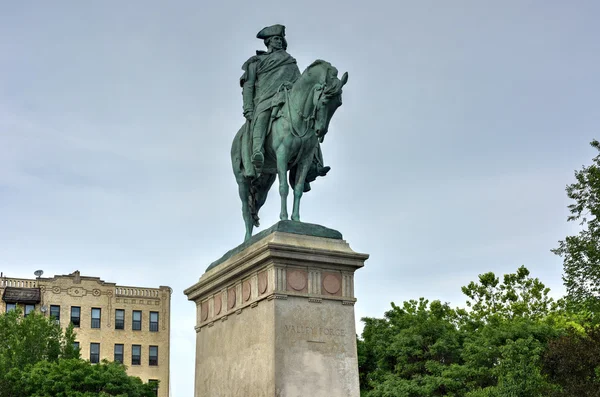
[{"x1": 341, "y1": 72, "x2": 349, "y2": 86}]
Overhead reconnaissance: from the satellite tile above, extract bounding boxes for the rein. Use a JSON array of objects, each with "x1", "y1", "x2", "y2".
[{"x1": 281, "y1": 82, "x2": 324, "y2": 139}]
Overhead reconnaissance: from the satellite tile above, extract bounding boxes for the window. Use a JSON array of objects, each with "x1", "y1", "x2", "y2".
[
  {"x1": 91, "y1": 308, "x2": 101, "y2": 328},
  {"x1": 71, "y1": 307, "x2": 81, "y2": 327},
  {"x1": 73, "y1": 341, "x2": 80, "y2": 351},
  {"x1": 24, "y1": 304, "x2": 35, "y2": 316},
  {"x1": 50, "y1": 305, "x2": 60, "y2": 322},
  {"x1": 132, "y1": 311, "x2": 141, "y2": 331},
  {"x1": 149, "y1": 380, "x2": 159, "y2": 397},
  {"x1": 90, "y1": 343, "x2": 100, "y2": 364},
  {"x1": 6, "y1": 303, "x2": 16, "y2": 312},
  {"x1": 131, "y1": 345, "x2": 141, "y2": 365},
  {"x1": 149, "y1": 345, "x2": 158, "y2": 366},
  {"x1": 114, "y1": 344, "x2": 124, "y2": 364},
  {"x1": 150, "y1": 312, "x2": 159, "y2": 332},
  {"x1": 115, "y1": 309, "x2": 125, "y2": 330}
]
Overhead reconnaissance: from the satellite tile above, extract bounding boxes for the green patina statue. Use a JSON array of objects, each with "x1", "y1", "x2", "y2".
[{"x1": 231, "y1": 24, "x2": 348, "y2": 241}]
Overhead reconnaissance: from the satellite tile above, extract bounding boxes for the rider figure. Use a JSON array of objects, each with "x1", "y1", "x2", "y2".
[
  {"x1": 240, "y1": 24, "x2": 330, "y2": 189},
  {"x1": 240, "y1": 24, "x2": 299, "y2": 170}
]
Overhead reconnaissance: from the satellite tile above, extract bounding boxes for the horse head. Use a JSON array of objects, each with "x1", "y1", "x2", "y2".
[
  {"x1": 314, "y1": 68, "x2": 348, "y2": 140},
  {"x1": 295, "y1": 60, "x2": 349, "y2": 140}
]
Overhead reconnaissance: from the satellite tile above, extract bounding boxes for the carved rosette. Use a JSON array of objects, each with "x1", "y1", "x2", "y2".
[
  {"x1": 214, "y1": 294, "x2": 222, "y2": 316},
  {"x1": 287, "y1": 269, "x2": 307, "y2": 293},
  {"x1": 258, "y1": 271, "x2": 268, "y2": 295},
  {"x1": 322, "y1": 273, "x2": 341, "y2": 295},
  {"x1": 227, "y1": 287, "x2": 236, "y2": 310},
  {"x1": 201, "y1": 301, "x2": 209, "y2": 322},
  {"x1": 242, "y1": 280, "x2": 251, "y2": 302}
]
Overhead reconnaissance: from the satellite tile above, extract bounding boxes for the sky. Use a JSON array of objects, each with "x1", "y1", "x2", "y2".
[{"x1": 1, "y1": 1, "x2": 600, "y2": 395}]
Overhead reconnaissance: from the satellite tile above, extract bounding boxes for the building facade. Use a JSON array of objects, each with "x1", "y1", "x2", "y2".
[{"x1": 0, "y1": 271, "x2": 171, "y2": 397}]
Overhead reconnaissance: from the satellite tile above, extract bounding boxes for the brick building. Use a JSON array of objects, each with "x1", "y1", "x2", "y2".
[{"x1": 0, "y1": 271, "x2": 171, "y2": 397}]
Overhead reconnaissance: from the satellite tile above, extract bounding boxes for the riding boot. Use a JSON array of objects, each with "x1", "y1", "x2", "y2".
[
  {"x1": 251, "y1": 111, "x2": 270, "y2": 171},
  {"x1": 251, "y1": 151, "x2": 264, "y2": 171}
]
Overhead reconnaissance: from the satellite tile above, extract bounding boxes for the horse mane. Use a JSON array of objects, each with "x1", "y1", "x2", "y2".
[
  {"x1": 303, "y1": 60, "x2": 343, "y2": 97},
  {"x1": 306, "y1": 59, "x2": 331, "y2": 70}
]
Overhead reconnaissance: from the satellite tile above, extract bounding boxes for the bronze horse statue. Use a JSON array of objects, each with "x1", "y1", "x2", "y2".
[{"x1": 231, "y1": 60, "x2": 348, "y2": 241}]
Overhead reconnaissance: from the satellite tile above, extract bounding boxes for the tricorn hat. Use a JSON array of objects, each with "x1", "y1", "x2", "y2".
[{"x1": 256, "y1": 24, "x2": 286, "y2": 39}]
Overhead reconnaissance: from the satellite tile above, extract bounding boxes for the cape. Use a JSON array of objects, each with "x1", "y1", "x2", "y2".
[{"x1": 241, "y1": 50, "x2": 300, "y2": 114}]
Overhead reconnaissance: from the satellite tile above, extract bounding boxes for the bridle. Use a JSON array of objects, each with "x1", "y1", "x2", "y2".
[{"x1": 281, "y1": 80, "x2": 327, "y2": 139}]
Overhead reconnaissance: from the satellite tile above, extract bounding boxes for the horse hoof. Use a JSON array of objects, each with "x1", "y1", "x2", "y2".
[
  {"x1": 291, "y1": 215, "x2": 300, "y2": 221},
  {"x1": 280, "y1": 214, "x2": 288, "y2": 220}
]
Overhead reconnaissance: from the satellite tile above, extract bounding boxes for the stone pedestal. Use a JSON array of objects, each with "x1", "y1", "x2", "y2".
[{"x1": 184, "y1": 222, "x2": 368, "y2": 397}]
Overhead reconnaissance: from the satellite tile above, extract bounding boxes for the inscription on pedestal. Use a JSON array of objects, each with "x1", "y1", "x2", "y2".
[{"x1": 283, "y1": 324, "x2": 347, "y2": 338}]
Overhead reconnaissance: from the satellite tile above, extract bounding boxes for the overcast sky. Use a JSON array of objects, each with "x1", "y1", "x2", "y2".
[{"x1": 2, "y1": 1, "x2": 599, "y2": 395}]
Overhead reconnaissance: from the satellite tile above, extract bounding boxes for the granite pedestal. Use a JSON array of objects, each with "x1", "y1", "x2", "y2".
[{"x1": 184, "y1": 222, "x2": 368, "y2": 397}]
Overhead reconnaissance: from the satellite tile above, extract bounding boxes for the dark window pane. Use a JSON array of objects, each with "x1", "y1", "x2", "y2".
[
  {"x1": 115, "y1": 309, "x2": 125, "y2": 329},
  {"x1": 149, "y1": 345, "x2": 158, "y2": 366},
  {"x1": 114, "y1": 344, "x2": 124, "y2": 364},
  {"x1": 6, "y1": 303, "x2": 16, "y2": 312},
  {"x1": 132, "y1": 345, "x2": 141, "y2": 365},
  {"x1": 150, "y1": 311, "x2": 159, "y2": 332},
  {"x1": 24, "y1": 304, "x2": 35, "y2": 316},
  {"x1": 90, "y1": 343, "x2": 100, "y2": 364},
  {"x1": 71, "y1": 307, "x2": 81, "y2": 328},
  {"x1": 50, "y1": 305, "x2": 60, "y2": 322},
  {"x1": 132, "y1": 311, "x2": 141, "y2": 331},
  {"x1": 91, "y1": 308, "x2": 101, "y2": 328},
  {"x1": 73, "y1": 342, "x2": 80, "y2": 351}
]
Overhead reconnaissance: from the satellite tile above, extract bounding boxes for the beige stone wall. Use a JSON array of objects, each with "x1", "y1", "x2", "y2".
[
  {"x1": 185, "y1": 231, "x2": 368, "y2": 397},
  {"x1": 1, "y1": 273, "x2": 171, "y2": 397},
  {"x1": 274, "y1": 297, "x2": 359, "y2": 396},
  {"x1": 195, "y1": 299, "x2": 276, "y2": 397}
]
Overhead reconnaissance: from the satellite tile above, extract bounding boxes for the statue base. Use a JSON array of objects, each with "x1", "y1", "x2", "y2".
[{"x1": 184, "y1": 222, "x2": 368, "y2": 397}]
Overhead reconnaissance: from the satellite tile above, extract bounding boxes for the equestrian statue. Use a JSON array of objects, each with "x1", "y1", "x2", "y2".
[{"x1": 231, "y1": 24, "x2": 348, "y2": 241}]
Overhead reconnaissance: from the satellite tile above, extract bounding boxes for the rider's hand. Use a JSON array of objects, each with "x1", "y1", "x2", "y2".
[{"x1": 243, "y1": 110, "x2": 254, "y2": 121}]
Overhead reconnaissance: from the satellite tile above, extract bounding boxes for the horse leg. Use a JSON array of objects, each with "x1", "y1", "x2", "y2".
[
  {"x1": 291, "y1": 156, "x2": 313, "y2": 221},
  {"x1": 276, "y1": 146, "x2": 289, "y2": 220},
  {"x1": 237, "y1": 176, "x2": 253, "y2": 241}
]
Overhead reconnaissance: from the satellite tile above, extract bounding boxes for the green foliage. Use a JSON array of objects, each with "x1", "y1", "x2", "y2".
[
  {"x1": 62, "y1": 323, "x2": 81, "y2": 360},
  {"x1": 359, "y1": 299, "x2": 464, "y2": 396},
  {"x1": 359, "y1": 267, "x2": 567, "y2": 397},
  {"x1": 6, "y1": 359, "x2": 158, "y2": 397},
  {"x1": 0, "y1": 308, "x2": 68, "y2": 393},
  {"x1": 0, "y1": 310, "x2": 157, "y2": 397},
  {"x1": 543, "y1": 326, "x2": 600, "y2": 397},
  {"x1": 552, "y1": 139, "x2": 600, "y2": 314},
  {"x1": 461, "y1": 266, "x2": 555, "y2": 324}
]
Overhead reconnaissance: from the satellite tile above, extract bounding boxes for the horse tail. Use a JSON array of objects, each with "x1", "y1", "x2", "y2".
[
  {"x1": 248, "y1": 183, "x2": 260, "y2": 227},
  {"x1": 232, "y1": 124, "x2": 260, "y2": 227}
]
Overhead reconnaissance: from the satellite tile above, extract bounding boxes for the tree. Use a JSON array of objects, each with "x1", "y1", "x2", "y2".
[
  {"x1": 0, "y1": 309, "x2": 157, "y2": 397},
  {"x1": 543, "y1": 326, "x2": 600, "y2": 397},
  {"x1": 359, "y1": 298, "x2": 465, "y2": 396},
  {"x1": 0, "y1": 308, "x2": 78, "y2": 394},
  {"x1": 10, "y1": 359, "x2": 158, "y2": 397},
  {"x1": 358, "y1": 267, "x2": 563, "y2": 397},
  {"x1": 552, "y1": 139, "x2": 600, "y2": 314},
  {"x1": 460, "y1": 266, "x2": 555, "y2": 324}
]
